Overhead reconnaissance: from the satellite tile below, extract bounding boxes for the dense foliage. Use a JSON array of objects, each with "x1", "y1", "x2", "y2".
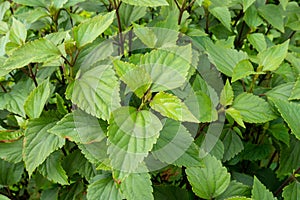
[{"x1": 0, "y1": 0, "x2": 300, "y2": 199}]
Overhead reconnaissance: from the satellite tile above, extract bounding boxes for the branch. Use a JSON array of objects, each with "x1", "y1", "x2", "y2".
[{"x1": 274, "y1": 167, "x2": 300, "y2": 196}]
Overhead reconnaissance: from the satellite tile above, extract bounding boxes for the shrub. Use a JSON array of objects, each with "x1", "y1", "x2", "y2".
[{"x1": 0, "y1": 0, "x2": 299, "y2": 199}]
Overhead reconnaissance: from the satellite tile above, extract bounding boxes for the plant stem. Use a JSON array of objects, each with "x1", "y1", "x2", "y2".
[
  {"x1": 113, "y1": 0, "x2": 124, "y2": 55},
  {"x1": 0, "y1": 83, "x2": 7, "y2": 93},
  {"x1": 28, "y1": 64, "x2": 38, "y2": 87},
  {"x1": 178, "y1": 0, "x2": 187, "y2": 25},
  {"x1": 274, "y1": 167, "x2": 300, "y2": 196}
]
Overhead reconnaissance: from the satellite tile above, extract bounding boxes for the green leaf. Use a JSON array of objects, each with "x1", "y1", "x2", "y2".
[
  {"x1": 140, "y1": 46, "x2": 191, "y2": 91},
  {"x1": 244, "y1": 5, "x2": 263, "y2": 28},
  {"x1": 78, "y1": 141, "x2": 109, "y2": 166},
  {"x1": 9, "y1": 18, "x2": 27, "y2": 45},
  {"x1": 73, "y1": 11, "x2": 115, "y2": 48},
  {"x1": 13, "y1": 0, "x2": 47, "y2": 7},
  {"x1": 0, "y1": 129, "x2": 23, "y2": 142},
  {"x1": 258, "y1": 40, "x2": 289, "y2": 72},
  {"x1": 247, "y1": 33, "x2": 266, "y2": 52},
  {"x1": 38, "y1": 151, "x2": 68, "y2": 185},
  {"x1": 0, "y1": 139, "x2": 23, "y2": 163},
  {"x1": 40, "y1": 188, "x2": 59, "y2": 200},
  {"x1": 150, "y1": 92, "x2": 199, "y2": 123},
  {"x1": 107, "y1": 107, "x2": 162, "y2": 175},
  {"x1": 267, "y1": 123, "x2": 290, "y2": 146},
  {"x1": 0, "y1": 195, "x2": 10, "y2": 200},
  {"x1": 277, "y1": 136, "x2": 300, "y2": 177},
  {"x1": 2, "y1": 38, "x2": 61, "y2": 72},
  {"x1": 282, "y1": 181, "x2": 300, "y2": 200},
  {"x1": 24, "y1": 79, "x2": 51, "y2": 119},
  {"x1": 258, "y1": 4, "x2": 284, "y2": 32},
  {"x1": 72, "y1": 64, "x2": 121, "y2": 120},
  {"x1": 87, "y1": 174, "x2": 122, "y2": 200},
  {"x1": 289, "y1": 75, "x2": 300, "y2": 100},
  {"x1": 222, "y1": 129, "x2": 244, "y2": 161},
  {"x1": 119, "y1": 4, "x2": 147, "y2": 27},
  {"x1": 113, "y1": 60, "x2": 152, "y2": 98},
  {"x1": 49, "y1": 110, "x2": 106, "y2": 144},
  {"x1": 236, "y1": 143, "x2": 272, "y2": 162},
  {"x1": 226, "y1": 108, "x2": 245, "y2": 128},
  {"x1": 252, "y1": 176, "x2": 276, "y2": 200},
  {"x1": 133, "y1": 26, "x2": 158, "y2": 48},
  {"x1": 185, "y1": 91, "x2": 218, "y2": 123},
  {"x1": 0, "y1": 2, "x2": 10, "y2": 21},
  {"x1": 220, "y1": 80, "x2": 234, "y2": 106},
  {"x1": 152, "y1": 119, "x2": 201, "y2": 166},
  {"x1": 0, "y1": 79, "x2": 34, "y2": 117},
  {"x1": 232, "y1": 93, "x2": 276, "y2": 123},
  {"x1": 206, "y1": 41, "x2": 248, "y2": 77},
  {"x1": 0, "y1": 160, "x2": 24, "y2": 186},
  {"x1": 232, "y1": 60, "x2": 260, "y2": 83},
  {"x1": 153, "y1": 185, "x2": 190, "y2": 200},
  {"x1": 122, "y1": 0, "x2": 168, "y2": 7},
  {"x1": 216, "y1": 180, "x2": 251, "y2": 200},
  {"x1": 120, "y1": 172, "x2": 153, "y2": 200},
  {"x1": 186, "y1": 155, "x2": 231, "y2": 199},
  {"x1": 62, "y1": 149, "x2": 96, "y2": 180},
  {"x1": 23, "y1": 114, "x2": 65, "y2": 176},
  {"x1": 209, "y1": 7, "x2": 231, "y2": 31},
  {"x1": 242, "y1": 0, "x2": 256, "y2": 12},
  {"x1": 272, "y1": 98, "x2": 300, "y2": 140},
  {"x1": 266, "y1": 82, "x2": 294, "y2": 101}
]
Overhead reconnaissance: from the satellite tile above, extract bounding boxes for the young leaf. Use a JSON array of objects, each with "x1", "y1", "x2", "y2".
[
  {"x1": 113, "y1": 60, "x2": 152, "y2": 98},
  {"x1": 271, "y1": 98, "x2": 300, "y2": 140},
  {"x1": 258, "y1": 40, "x2": 289, "y2": 72},
  {"x1": 122, "y1": 0, "x2": 168, "y2": 7},
  {"x1": 38, "y1": 151, "x2": 68, "y2": 185},
  {"x1": 134, "y1": 26, "x2": 158, "y2": 48},
  {"x1": 49, "y1": 110, "x2": 106, "y2": 144},
  {"x1": 282, "y1": 181, "x2": 300, "y2": 200},
  {"x1": 220, "y1": 80, "x2": 234, "y2": 106},
  {"x1": 71, "y1": 64, "x2": 121, "y2": 121},
  {"x1": 251, "y1": 176, "x2": 276, "y2": 200},
  {"x1": 186, "y1": 154, "x2": 231, "y2": 199},
  {"x1": 140, "y1": 46, "x2": 191, "y2": 91},
  {"x1": 73, "y1": 11, "x2": 115, "y2": 48},
  {"x1": 232, "y1": 93, "x2": 276, "y2": 123},
  {"x1": 150, "y1": 92, "x2": 199, "y2": 123},
  {"x1": 3, "y1": 38, "x2": 61, "y2": 72},
  {"x1": 24, "y1": 79, "x2": 51, "y2": 119},
  {"x1": 0, "y1": 2, "x2": 10, "y2": 21},
  {"x1": 87, "y1": 174, "x2": 122, "y2": 200},
  {"x1": 258, "y1": 4, "x2": 284, "y2": 32},
  {"x1": 23, "y1": 114, "x2": 65, "y2": 176},
  {"x1": 232, "y1": 60, "x2": 261, "y2": 83},
  {"x1": 120, "y1": 172, "x2": 154, "y2": 200},
  {"x1": 152, "y1": 119, "x2": 201, "y2": 166},
  {"x1": 107, "y1": 107, "x2": 162, "y2": 175}
]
